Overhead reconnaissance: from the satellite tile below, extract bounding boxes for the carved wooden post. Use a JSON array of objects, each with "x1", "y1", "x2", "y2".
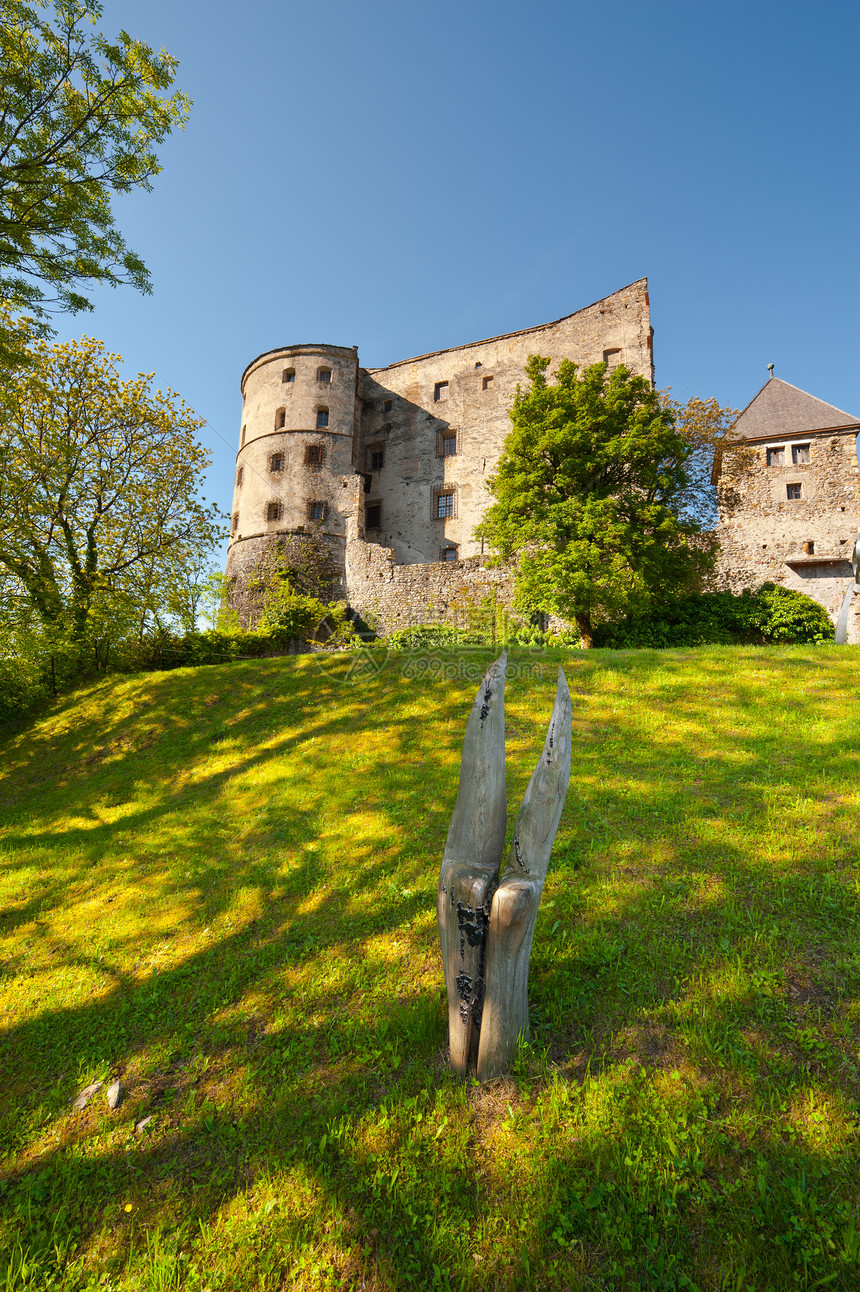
[
  {"x1": 478, "y1": 669, "x2": 572, "y2": 1079},
  {"x1": 437, "y1": 653, "x2": 507, "y2": 1075},
  {"x1": 437, "y1": 655, "x2": 572, "y2": 1080}
]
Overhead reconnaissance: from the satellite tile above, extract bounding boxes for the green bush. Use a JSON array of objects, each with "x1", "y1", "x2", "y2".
[
  {"x1": 594, "y1": 585, "x2": 834, "y2": 649},
  {"x1": 0, "y1": 653, "x2": 48, "y2": 723}
]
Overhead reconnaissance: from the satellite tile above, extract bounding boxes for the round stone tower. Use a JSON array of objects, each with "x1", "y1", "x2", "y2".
[{"x1": 225, "y1": 343, "x2": 360, "y2": 621}]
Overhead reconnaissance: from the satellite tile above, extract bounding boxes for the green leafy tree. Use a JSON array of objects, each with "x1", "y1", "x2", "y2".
[
  {"x1": 0, "y1": 0, "x2": 190, "y2": 359},
  {"x1": 0, "y1": 330, "x2": 224, "y2": 670},
  {"x1": 478, "y1": 357, "x2": 717, "y2": 646}
]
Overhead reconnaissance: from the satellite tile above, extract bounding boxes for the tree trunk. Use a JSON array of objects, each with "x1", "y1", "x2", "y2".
[{"x1": 576, "y1": 612, "x2": 593, "y2": 649}]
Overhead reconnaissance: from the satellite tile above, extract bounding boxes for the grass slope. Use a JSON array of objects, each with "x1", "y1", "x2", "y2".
[{"x1": 2, "y1": 645, "x2": 860, "y2": 1291}]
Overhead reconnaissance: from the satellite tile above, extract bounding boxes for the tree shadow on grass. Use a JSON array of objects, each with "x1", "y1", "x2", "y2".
[{"x1": 2, "y1": 646, "x2": 860, "y2": 1288}]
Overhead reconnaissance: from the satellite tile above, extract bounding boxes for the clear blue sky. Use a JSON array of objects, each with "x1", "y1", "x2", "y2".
[{"x1": 70, "y1": 0, "x2": 860, "y2": 551}]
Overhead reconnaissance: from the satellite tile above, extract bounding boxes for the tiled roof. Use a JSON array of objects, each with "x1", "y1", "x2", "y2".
[{"x1": 733, "y1": 378, "x2": 859, "y2": 440}]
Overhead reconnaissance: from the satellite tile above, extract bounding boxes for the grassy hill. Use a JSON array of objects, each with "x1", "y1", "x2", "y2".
[{"x1": 2, "y1": 644, "x2": 860, "y2": 1291}]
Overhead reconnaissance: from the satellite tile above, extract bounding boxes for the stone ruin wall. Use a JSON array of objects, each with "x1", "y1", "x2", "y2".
[
  {"x1": 345, "y1": 535, "x2": 516, "y2": 638},
  {"x1": 356, "y1": 278, "x2": 653, "y2": 567}
]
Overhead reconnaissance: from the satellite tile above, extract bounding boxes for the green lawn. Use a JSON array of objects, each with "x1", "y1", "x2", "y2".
[{"x1": 2, "y1": 644, "x2": 860, "y2": 1291}]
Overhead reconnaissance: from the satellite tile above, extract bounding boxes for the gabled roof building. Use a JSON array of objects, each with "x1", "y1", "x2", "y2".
[{"x1": 714, "y1": 377, "x2": 860, "y2": 642}]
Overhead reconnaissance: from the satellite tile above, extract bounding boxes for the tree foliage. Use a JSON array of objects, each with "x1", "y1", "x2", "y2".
[
  {"x1": 0, "y1": 0, "x2": 190, "y2": 357},
  {"x1": 478, "y1": 357, "x2": 717, "y2": 645},
  {"x1": 0, "y1": 330, "x2": 224, "y2": 667}
]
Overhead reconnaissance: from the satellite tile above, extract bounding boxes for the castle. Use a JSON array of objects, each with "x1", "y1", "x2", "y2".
[
  {"x1": 714, "y1": 378, "x2": 860, "y2": 640},
  {"x1": 225, "y1": 278, "x2": 860, "y2": 642}
]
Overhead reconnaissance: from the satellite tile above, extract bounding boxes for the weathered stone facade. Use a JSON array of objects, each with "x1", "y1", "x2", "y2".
[
  {"x1": 226, "y1": 280, "x2": 654, "y2": 624},
  {"x1": 225, "y1": 290, "x2": 860, "y2": 645},
  {"x1": 714, "y1": 378, "x2": 860, "y2": 642}
]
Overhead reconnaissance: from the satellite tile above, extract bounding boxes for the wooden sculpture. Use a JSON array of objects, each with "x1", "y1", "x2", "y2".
[{"x1": 437, "y1": 653, "x2": 572, "y2": 1080}]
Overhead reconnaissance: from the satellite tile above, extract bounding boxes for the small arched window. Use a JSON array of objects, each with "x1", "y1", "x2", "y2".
[
  {"x1": 317, "y1": 367, "x2": 332, "y2": 384},
  {"x1": 283, "y1": 368, "x2": 296, "y2": 384},
  {"x1": 275, "y1": 407, "x2": 286, "y2": 430},
  {"x1": 240, "y1": 425, "x2": 246, "y2": 447},
  {"x1": 316, "y1": 407, "x2": 329, "y2": 428}
]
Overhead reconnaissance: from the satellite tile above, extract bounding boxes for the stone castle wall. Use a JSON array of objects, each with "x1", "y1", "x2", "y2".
[
  {"x1": 355, "y1": 278, "x2": 653, "y2": 566},
  {"x1": 715, "y1": 427, "x2": 860, "y2": 640},
  {"x1": 345, "y1": 538, "x2": 516, "y2": 637},
  {"x1": 225, "y1": 281, "x2": 654, "y2": 605}
]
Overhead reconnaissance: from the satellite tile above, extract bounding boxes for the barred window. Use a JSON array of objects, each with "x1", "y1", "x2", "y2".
[
  {"x1": 231, "y1": 512, "x2": 239, "y2": 535},
  {"x1": 441, "y1": 545, "x2": 458, "y2": 562},
  {"x1": 305, "y1": 444, "x2": 325, "y2": 467},
  {"x1": 269, "y1": 452, "x2": 285, "y2": 473},
  {"x1": 434, "y1": 488, "x2": 456, "y2": 519},
  {"x1": 266, "y1": 501, "x2": 282, "y2": 522},
  {"x1": 307, "y1": 500, "x2": 326, "y2": 521},
  {"x1": 786, "y1": 483, "x2": 802, "y2": 500},
  {"x1": 437, "y1": 431, "x2": 458, "y2": 457},
  {"x1": 235, "y1": 466, "x2": 244, "y2": 488},
  {"x1": 366, "y1": 502, "x2": 382, "y2": 529}
]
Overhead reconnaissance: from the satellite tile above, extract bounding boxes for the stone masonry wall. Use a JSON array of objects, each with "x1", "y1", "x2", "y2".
[
  {"x1": 345, "y1": 535, "x2": 516, "y2": 637},
  {"x1": 355, "y1": 279, "x2": 652, "y2": 566},
  {"x1": 715, "y1": 427, "x2": 860, "y2": 642}
]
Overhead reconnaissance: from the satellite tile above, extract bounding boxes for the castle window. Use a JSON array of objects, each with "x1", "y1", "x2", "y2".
[
  {"x1": 434, "y1": 381, "x2": 449, "y2": 403},
  {"x1": 367, "y1": 445, "x2": 384, "y2": 471},
  {"x1": 307, "y1": 500, "x2": 327, "y2": 521},
  {"x1": 792, "y1": 443, "x2": 811, "y2": 464},
  {"x1": 269, "y1": 452, "x2": 285, "y2": 473},
  {"x1": 786, "y1": 483, "x2": 802, "y2": 500},
  {"x1": 266, "y1": 501, "x2": 282, "y2": 522},
  {"x1": 231, "y1": 512, "x2": 239, "y2": 535},
  {"x1": 440, "y1": 432, "x2": 458, "y2": 457},
  {"x1": 317, "y1": 367, "x2": 332, "y2": 384},
  {"x1": 434, "y1": 487, "x2": 456, "y2": 520},
  {"x1": 804, "y1": 540, "x2": 815, "y2": 555},
  {"x1": 305, "y1": 444, "x2": 325, "y2": 467},
  {"x1": 241, "y1": 425, "x2": 246, "y2": 447},
  {"x1": 275, "y1": 407, "x2": 287, "y2": 430},
  {"x1": 283, "y1": 368, "x2": 295, "y2": 383},
  {"x1": 366, "y1": 501, "x2": 382, "y2": 529},
  {"x1": 482, "y1": 375, "x2": 494, "y2": 391},
  {"x1": 441, "y1": 545, "x2": 458, "y2": 562},
  {"x1": 603, "y1": 348, "x2": 622, "y2": 369},
  {"x1": 383, "y1": 399, "x2": 392, "y2": 413},
  {"x1": 766, "y1": 446, "x2": 785, "y2": 466},
  {"x1": 235, "y1": 466, "x2": 244, "y2": 488},
  {"x1": 316, "y1": 407, "x2": 329, "y2": 428}
]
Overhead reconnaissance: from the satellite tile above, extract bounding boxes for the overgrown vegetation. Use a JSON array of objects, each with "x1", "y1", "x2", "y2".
[
  {"x1": 2, "y1": 644, "x2": 860, "y2": 1289},
  {"x1": 593, "y1": 585, "x2": 835, "y2": 649}
]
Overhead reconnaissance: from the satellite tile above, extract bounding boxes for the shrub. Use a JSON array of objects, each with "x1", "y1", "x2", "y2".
[{"x1": 594, "y1": 586, "x2": 834, "y2": 649}]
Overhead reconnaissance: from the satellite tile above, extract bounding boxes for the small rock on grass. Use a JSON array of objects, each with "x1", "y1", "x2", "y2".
[
  {"x1": 135, "y1": 1115, "x2": 155, "y2": 1134},
  {"x1": 72, "y1": 1081, "x2": 103, "y2": 1110},
  {"x1": 107, "y1": 1079, "x2": 121, "y2": 1110}
]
